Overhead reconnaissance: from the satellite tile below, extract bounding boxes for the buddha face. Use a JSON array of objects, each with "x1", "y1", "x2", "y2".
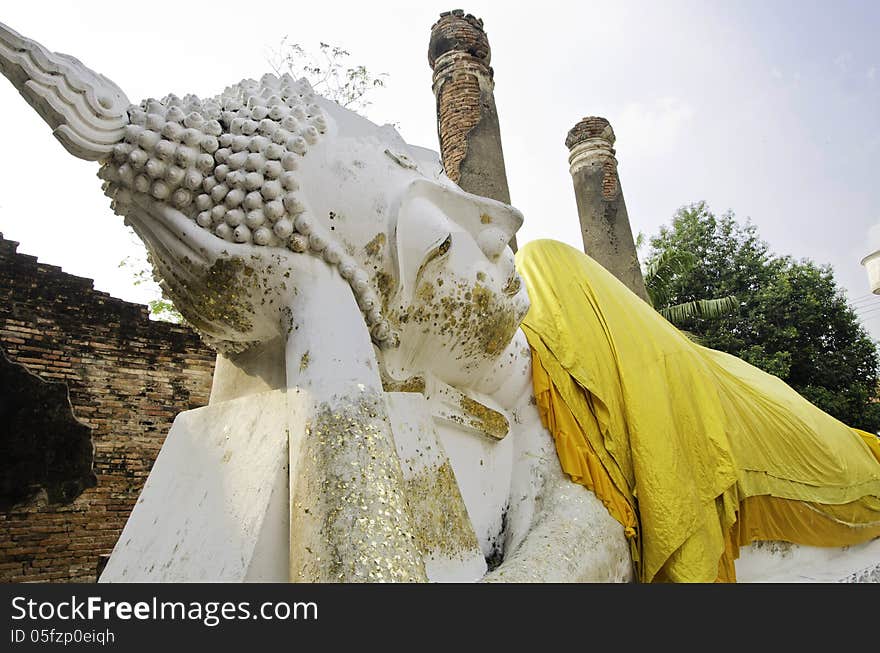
[
  {"x1": 297, "y1": 99, "x2": 530, "y2": 389},
  {"x1": 381, "y1": 178, "x2": 529, "y2": 388}
]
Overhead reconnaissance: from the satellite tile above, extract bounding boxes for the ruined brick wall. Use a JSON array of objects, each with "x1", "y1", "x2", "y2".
[
  {"x1": 429, "y1": 10, "x2": 491, "y2": 186},
  {"x1": 429, "y1": 11, "x2": 515, "y2": 252},
  {"x1": 0, "y1": 234, "x2": 215, "y2": 582},
  {"x1": 565, "y1": 117, "x2": 621, "y2": 200},
  {"x1": 566, "y1": 117, "x2": 649, "y2": 302},
  {"x1": 434, "y1": 70, "x2": 483, "y2": 185}
]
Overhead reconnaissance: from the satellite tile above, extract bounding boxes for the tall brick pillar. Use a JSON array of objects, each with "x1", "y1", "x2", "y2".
[
  {"x1": 429, "y1": 9, "x2": 516, "y2": 251},
  {"x1": 566, "y1": 117, "x2": 648, "y2": 301}
]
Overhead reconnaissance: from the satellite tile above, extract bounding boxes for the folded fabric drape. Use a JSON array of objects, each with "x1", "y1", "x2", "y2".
[{"x1": 515, "y1": 239, "x2": 880, "y2": 582}]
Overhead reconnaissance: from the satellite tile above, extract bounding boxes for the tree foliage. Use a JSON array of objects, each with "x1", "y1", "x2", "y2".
[
  {"x1": 642, "y1": 246, "x2": 738, "y2": 325},
  {"x1": 267, "y1": 38, "x2": 387, "y2": 113},
  {"x1": 647, "y1": 201, "x2": 880, "y2": 432},
  {"x1": 118, "y1": 252, "x2": 184, "y2": 324}
]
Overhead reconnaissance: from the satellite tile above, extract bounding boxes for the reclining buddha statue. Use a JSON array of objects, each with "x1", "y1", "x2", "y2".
[{"x1": 2, "y1": 21, "x2": 879, "y2": 582}]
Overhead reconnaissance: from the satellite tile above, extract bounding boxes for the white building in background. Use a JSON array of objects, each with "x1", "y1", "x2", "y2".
[{"x1": 861, "y1": 250, "x2": 880, "y2": 295}]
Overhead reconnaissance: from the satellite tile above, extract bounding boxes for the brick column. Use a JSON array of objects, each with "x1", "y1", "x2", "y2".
[
  {"x1": 429, "y1": 9, "x2": 516, "y2": 251},
  {"x1": 566, "y1": 117, "x2": 648, "y2": 301}
]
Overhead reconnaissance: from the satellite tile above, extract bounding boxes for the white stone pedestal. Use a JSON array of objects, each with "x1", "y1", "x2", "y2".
[{"x1": 99, "y1": 390, "x2": 291, "y2": 582}]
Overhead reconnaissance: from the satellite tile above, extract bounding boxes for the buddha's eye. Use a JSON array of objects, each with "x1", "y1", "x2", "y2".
[
  {"x1": 422, "y1": 233, "x2": 452, "y2": 265},
  {"x1": 424, "y1": 233, "x2": 452, "y2": 267},
  {"x1": 436, "y1": 233, "x2": 452, "y2": 257},
  {"x1": 414, "y1": 233, "x2": 452, "y2": 286}
]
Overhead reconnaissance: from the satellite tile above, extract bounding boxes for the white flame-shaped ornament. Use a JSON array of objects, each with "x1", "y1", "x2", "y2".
[{"x1": 0, "y1": 21, "x2": 397, "y2": 348}]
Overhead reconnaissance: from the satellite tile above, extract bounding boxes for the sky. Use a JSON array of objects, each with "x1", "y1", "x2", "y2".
[{"x1": 1, "y1": 1, "x2": 879, "y2": 337}]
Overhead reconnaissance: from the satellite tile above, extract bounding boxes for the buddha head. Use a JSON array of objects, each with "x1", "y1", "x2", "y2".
[{"x1": 0, "y1": 21, "x2": 529, "y2": 389}]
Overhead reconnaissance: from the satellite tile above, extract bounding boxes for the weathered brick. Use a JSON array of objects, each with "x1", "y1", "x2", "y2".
[
  {"x1": 0, "y1": 233, "x2": 215, "y2": 582},
  {"x1": 428, "y1": 10, "x2": 515, "y2": 249}
]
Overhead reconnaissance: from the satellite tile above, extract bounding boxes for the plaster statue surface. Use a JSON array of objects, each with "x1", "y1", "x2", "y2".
[{"x1": 2, "y1": 21, "x2": 878, "y2": 582}]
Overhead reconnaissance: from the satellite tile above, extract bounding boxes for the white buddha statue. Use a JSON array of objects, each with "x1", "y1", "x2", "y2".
[
  {"x1": 100, "y1": 69, "x2": 635, "y2": 583},
  {"x1": 2, "y1": 21, "x2": 877, "y2": 583}
]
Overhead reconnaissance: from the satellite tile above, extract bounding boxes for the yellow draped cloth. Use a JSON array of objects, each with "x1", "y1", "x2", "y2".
[{"x1": 515, "y1": 239, "x2": 880, "y2": 582}]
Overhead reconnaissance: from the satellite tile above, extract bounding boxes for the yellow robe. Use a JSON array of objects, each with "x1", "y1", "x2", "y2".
[{"x1": 515, "y1": 239, "x2": 880, "y2": 582}]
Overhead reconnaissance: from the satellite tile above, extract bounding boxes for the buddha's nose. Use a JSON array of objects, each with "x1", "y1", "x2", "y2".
[
  {"x1": 474, "y1": 204, "x2": 523, "y2": 261},
  {"x1": 477, "y1": 227, "x2": 508, "y2": 259}
]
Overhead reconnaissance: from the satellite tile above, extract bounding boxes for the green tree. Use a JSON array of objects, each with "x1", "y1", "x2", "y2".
[
  {"x1": 267, "y1": 38, "x2": 388, "y2": 114},
  {"x1": 648, "y1": 201, "x2": 880, "y2": 432},
  {"x1": 118, "y1": 252, "x2": 183, "y2": 324},
  {"x1": 642, "y1": 246, "x2": 738, "y2": 325}
]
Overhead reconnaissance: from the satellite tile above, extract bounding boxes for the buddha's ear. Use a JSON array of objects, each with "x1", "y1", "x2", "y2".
[{"x1": 392, "y1": 178, "x2": 523, "y2": 304}]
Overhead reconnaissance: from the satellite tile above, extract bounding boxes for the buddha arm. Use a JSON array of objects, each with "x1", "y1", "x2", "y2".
[
  {"x1": 475, "y1": 336, "x2": 633, "y2": 583},
  {"x1": 284, "y1": 257, "x2": 427, "y2": 582},
  {"x1": 482, "y1": 452, "x2": 633, "y2": 582}
]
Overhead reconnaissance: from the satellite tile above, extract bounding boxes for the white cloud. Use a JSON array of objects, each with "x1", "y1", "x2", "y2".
[{"x1": 614, "y1": 97, "x2": 695, "y2": 158}]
